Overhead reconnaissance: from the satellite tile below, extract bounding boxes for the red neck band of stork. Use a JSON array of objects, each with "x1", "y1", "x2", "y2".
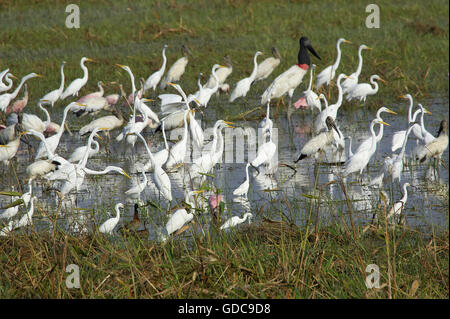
[{"x1": 297, "y1": 64, "x2": 309, "y2": 70}]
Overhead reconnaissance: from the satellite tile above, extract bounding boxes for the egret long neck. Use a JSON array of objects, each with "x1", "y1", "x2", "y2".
[
  {"x1": 160, "y1": 48, "x2": 167, "y2": 73},
  {"x1": 407, "y1": 96, "x2": 414, "y2": 123},
  {"x1": 38, "y1": 103, "x2": 51, "y2": 126},
  {"x1": 127, "y1": 69, "x2": 136, "y2": 94},
  {"x1": 370, "y1": 77, "x2": 379, "y2": 93},
  {"x1": 56, "y1": 105, "x2": 72, "y2": 140},
  {"x1": 333, "y1": 41, "x2": 343, "y2": 70},
  {"x1": 249, "y1": 54, "x2": 259, "y2": 81},
  {"x1": 375, "y1": 122, "x2": 384, "y2": 142},
  {"x1": 11, "y1": 75, "x2": 31, "y2": 99},
  {"x1": 181, "y1": 111, "x2": 189, "y2": 143},
  {"x1": 79, "y1": 131, "x2": 97, "y2": 167},
  {"x1": 369, "y1": 121, "x2": 377, "y2": 151},
  {"x1": 400, "y1": 185, "x2": 408, "y2": 204},
  {"x1": 355, "y1": 47, "x2": 364, "y2": 76},
  {"x1": 80, "y1": 60, "x2": 89, "y2": 83},
  {"x1": 212, "y1": 67, "x2": 220, "y2": 91},
  {"x1": 58, "y1": 64, "x2": 65, "y2": 94},
  {"x1": 162, "y1": 122, "x2": 169, "y2": 150},
  {"x1": 335, "y1": 77, "x2": 344, "y2": 108}
]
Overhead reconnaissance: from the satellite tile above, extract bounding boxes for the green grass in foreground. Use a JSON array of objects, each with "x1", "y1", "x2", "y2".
[{"x1": 0, "y1": 219, "x2": 448, "y2": 298}]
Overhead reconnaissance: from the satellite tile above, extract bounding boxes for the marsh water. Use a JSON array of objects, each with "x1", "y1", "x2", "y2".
[{"x1": 1, "y1": 91, "x2": 448, "y2": 237}]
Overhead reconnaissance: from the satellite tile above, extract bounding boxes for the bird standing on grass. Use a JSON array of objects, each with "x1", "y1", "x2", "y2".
[
  {"x1": 254, "y1": 47, "x2": 281, "y2": 82},
  {"x1": 99, "y1": 203, "x2": 124, "y2": 235}
]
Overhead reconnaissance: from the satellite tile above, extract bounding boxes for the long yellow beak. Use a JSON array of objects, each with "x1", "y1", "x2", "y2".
[
  {"x1": 378, "y1": 78, "x2": 386, "y2": 83},
  {"x1": 115, "y1": 64, "x2": 126, "y2": 68},
  {"x1": 35, "y1": 74, "x2": 44, "y2": 78},
  {"x1": 424, "y1": 108, "x2": 432, "y2": 115},
  {"x1": 122, "y1": 171, "x2": 131, "y2": 179},
  {"x1": 385, "y1": 108, "x2": 397, "y2": 115},
  {"x1": 344, "y1": 40, "x2": 352, "y2": 44},
  {"x1": 10, "y1": 75, "x2": 18, "y2": 80},
  {"x1": 379, "y1": 120, "x2": 390, "y2": 126},
  {"x1": 142, "y1": 98, "x2": 155, "y2": 102},
  {"x1": 398, "y1": 95, "x2": 406, "y2": 99},
  {"x1": 0, "y1": 145, "x2": 8, "y2": 148},
  {"x1": 193, "y1": 190, "x2": 205, "y2": 194},
  {"x1": 86, "y1": 58, "x2": 96, "y2": 62},
  {"x1": 366, "y1": 46, "x2": 373, "y2": 50}
]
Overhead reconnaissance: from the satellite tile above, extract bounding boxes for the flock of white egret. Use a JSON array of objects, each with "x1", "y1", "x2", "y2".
[{"x1": 0, "y1": 36, "x2": 448, "y2": 240}]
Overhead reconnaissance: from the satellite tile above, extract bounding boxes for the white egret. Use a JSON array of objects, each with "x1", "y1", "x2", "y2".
[
  {"x1": 190, "y1": 120, "x2": 233, "y2": 179},
  {"x1": 0, "y1": 72, "x2": 16, "y2": 94},
  {"x1": 254, "y1": 47, "x2": 281, "y2": 82},
  {"x1": 220, "y1": 212, "x2": 253, "y2": 230},
  {"x1": 0, "y1": 129, "x2": 28, "y2": 165},
  {"x1": 138, "y1": 121, "x2": 169, "y2": 172},
  {"x1": 205, "y1": 56, "x2": 233, "y2": 90},
  {"x1": 391, "y1": 94, "x2": 425, "y2": 152},
  {"x1": 197, "y1": 64, "x2": 226, "y2": 107},
  {"x1": 295, "y1": 117, "x2": 341, "y2": 162},
  {"x1": 6, "y1": 196, "x2": 38, "y2": 234},
  {"x1": 60, "y1": 57, "x2": 95, "y2": 99},
  {"x1": 125, "y1": 170, "x2": 148, "y2": 202},
  {"x1": 0, "y1": 73, "x2": 42, "y2": 112},
  {"x1": 35, "y1": 102, "x2": 85, "y2": 159},
  {"x1": 165, "y1": 110, "x2": 190, "y2": 170},
  {"x1": 314, "y1": 74, "x2": 347, "y2": 133},
  {"x1": 315, "y1": 38, "x2": 351, "y2": 89},
  {"x1": 160, "y1": 44, "x2": 193, "y2": 90},
  {"x1": 389, "y1": 124, "x2": 416, "y2": 182},
  {"x1": 250, "y1": 120, "x2": 277, "y2": 173},
  {"x1": 99, "y1": 203, "x2": 124, "y2": 235},
  {"x1": 343, "y1": 119, "x2": 389, "y2": 176},
  {"x1": 21, "y1": 101, "x2": 52, "y2": 133},
  {"x1": 229, "y1": 51, "x2": 263, "y2": 102},
  {"x1": 346, "y1": 74, "x2": 385, "y2": 102},
  {"x1": 293, "y1": 64, "x2": 321, "y2": 111},
  {"x1": 386, "y1": 183, "x2": 410, "y2": 224},
  {"x1": 144, "y1": 44, "x2": 168, "y2": 92},
  {"x1": 233, "y1": 163, "x2": 251, "y2": 198},
  {"x1": 0, "y1": 179, "x2": 33, "y2": 220},
  {"x1": 352, "y1": 107, "x2": 397, "y2": 155},
  {"x1": 40, "y1": 61, "x2": 66, "y2": 107},
  {"x1": 135, "y1": 132, "x2": 172, "y2": 202},
  {"x1": 258, "y1": 101, "x2": 273, "y2": 134},
  {"x1": 164, "y1": 190, "x2": 203, "y2": 239},
  {"x1": 68, "y1": 137, "x2": 100, "y2": 163},
  {"x1": 341, "y1": 45, "x2": 371, "y2": 94},
  {"x1": 189, "y1": 110, "x2": 204, "y2": 149}
]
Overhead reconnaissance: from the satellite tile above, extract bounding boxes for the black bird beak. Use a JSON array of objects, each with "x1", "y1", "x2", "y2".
[
  {"x1": 330, "y1": 121, "x2": 341, "y2": 139},
  {"x1": 307, "y1": 44, "x2": 321, "y2": 60}
]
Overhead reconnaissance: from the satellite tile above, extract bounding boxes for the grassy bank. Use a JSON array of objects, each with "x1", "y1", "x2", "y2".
[
  {"x1": 0, "y1": 217, "x2": 448, "y2": 298},
  {"x1": 0, "y1": 0, "x2": 449, "y2": 115}
]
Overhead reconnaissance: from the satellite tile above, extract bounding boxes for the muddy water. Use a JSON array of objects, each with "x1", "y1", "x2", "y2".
[{"x1": 1, "y1": 93, "x2": 448, "y2": 236}]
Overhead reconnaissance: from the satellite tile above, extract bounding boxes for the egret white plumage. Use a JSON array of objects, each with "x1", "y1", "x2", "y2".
[
  {"x1": 346, "y1": 74, "x2": 385, "y2": 102},
  {"x1": 144, "y1": 44, "x2": 168, "y2": 92},
  {"x1": 295, "y1": 116, "x2": 341, "y2": 162},
  {"x1": 165, "y1": 110, "x2": 190, "y2": 170},
  {"x1": 40, "y1": 61, "x2": 66, "y2": 107},
  {"x1": 315, "y1": 38, "x2": 351, "y2": 89},
  {"x1": 220, "y1": 212, "x2": 253, "y2": 230},
  {"x1": 205, "y1": 56, "x2": 233, "y2": 90},
  {"x1": 391, "y1": 94, "x2": 426, "y2": 152},
  {"x1": 21, "y1": 101, "x2": 52, "y2": 133},
  {"x1": 352, "y1": 107, "x2": 397, "y2": 155},
  {"x1": 343, "y1": 118, "x2": 390, "y2": 176},
  {"x1": 6, "y1": 196, "x2": 38, "y2": 234},
  {"x1": 313, "y1": 74, "x2": 348, "y2": 133},
  {"x1": 250, "y1": 120, "x2": 277, "y2": 173},
  {"x1": 386, "y1": 183, "x2": 410, "y2": 224},
  {"x1": 60, "y1": 57, "x2": 95, "y2": 99},
  {"x1": 160, "y1": 44, "x2": 193, "y2": 90},
  {"x1": 0, "y1": 127, "x2": 28, "y2": 165},
  {"x1": 254, "y1": 47, "x2": 281, "y2": 82},
  {"x1": 258, "y1": 101, "x2": 273, "y2": 134},
  {"x1": 233, "y1": 163, "x2": 251, "y2": 198},
  {"x1": 197, "y1": 64, "x2": 226, "y2": 107},
  {"x1": 0, "y1": 73, "x2": 42, "y2": 112},
  {"x1": 79, "y1": 106, "x2": 124, "y2": 139},
  {"x1": 125, "y1": 170, "x2": 148, "y2": 202},
  {"x1": 99, "y1": 203, "x2": 124, "y2": 235},
  {"x1": 68, "y1": 137, "x2": 100, "y2": 163},
  {"x1": 35, "y1": 102, "x2": 85, "y2": 159},
  {"x1": 0, "y1": 73, "x2": 16, "y2": 94},
  {"x1": 229, "y1": 51, "x2": 263, "y2": 102},
  {"x1": 341, "y1": 45, "x2": 371, "y2": 94},
  {"x1": 0, "y1": 179, "x2": 33, "y2": 220},
  {"x1": 135, "y1": 132, "x2": 172, "y2": 202}
]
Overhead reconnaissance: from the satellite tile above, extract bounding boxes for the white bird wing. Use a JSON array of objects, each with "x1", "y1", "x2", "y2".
[
  {"x1": 159, "y1": 93, "x2": 183, "y2": 106},
  {"x1": 255, "y1": 57, "x2": 280, "y2": 81}
]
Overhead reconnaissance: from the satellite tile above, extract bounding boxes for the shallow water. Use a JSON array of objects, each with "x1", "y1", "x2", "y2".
[{"x1": 1, "y1": 90, "x2": 448, "y2": 237}]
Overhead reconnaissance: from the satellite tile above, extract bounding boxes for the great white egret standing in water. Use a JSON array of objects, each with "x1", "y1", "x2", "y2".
[
  {"x1": 315, "y1": 38, "x2": 351, "y2": 89},
  {"x1": 60, "y1": 57, "x2": 95, "y2": 99},
  {"x1": 346, "y1": 74, "x2": 385, "y2": 103},
  {"x1": 99, "y1": 203, "x2": 124, "y2": 235},
  {"x1": 341, "y1": 45, "x2": 371, "y2": 94},
  {"x1": 229, "y1": 51, "x2": 263, "y2": 102}
]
